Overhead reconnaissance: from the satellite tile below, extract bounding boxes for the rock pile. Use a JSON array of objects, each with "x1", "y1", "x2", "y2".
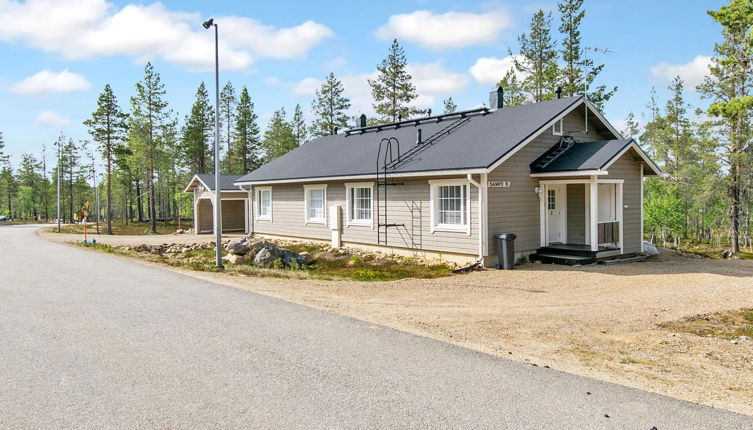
[
  {"x1": 120, "y1": 242, "x2": 214, "y2": 255},
  {"x1": 222, "y1": 237, "x2": 311, "y2": 268}
]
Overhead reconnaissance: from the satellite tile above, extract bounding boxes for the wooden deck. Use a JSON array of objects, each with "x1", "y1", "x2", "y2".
[{"x1": 529, "y1": 243, "x2": 622, "y2": 265}]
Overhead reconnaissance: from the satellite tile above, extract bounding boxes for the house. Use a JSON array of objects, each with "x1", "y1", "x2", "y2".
[
  {"x1": 183, "y1": 174, "x2": 248, "y2": 234},
  {"x1": 190, "y1": 90, "x2": 661, "y2": 266}
]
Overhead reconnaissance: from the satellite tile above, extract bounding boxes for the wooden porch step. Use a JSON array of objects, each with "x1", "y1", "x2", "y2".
[{"x1": 529, "y1": 253, "x2": 596, "y2": 266}]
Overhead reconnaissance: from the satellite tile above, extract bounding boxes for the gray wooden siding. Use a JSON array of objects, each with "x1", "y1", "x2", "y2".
[
  {"x1": 486, "y1": 109, "x2": 609, "y2": 255},
  {"x1": 604, "y1": 151, "x2": 642, "y2": 254},
  {"x1": 251, "y1": 177, "x2": 479, "y2": 256},
  {"x1": 566, "y1": 184, "x2": 586, "y2": 244}
]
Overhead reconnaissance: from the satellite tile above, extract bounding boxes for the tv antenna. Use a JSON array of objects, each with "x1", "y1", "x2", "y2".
[{"x1": 582, "y1": 46, "x2": 613, "y2": 134}]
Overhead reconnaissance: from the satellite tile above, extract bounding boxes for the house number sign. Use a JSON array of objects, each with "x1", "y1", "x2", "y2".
[{"x1": 488, "y1": 180, "x2": 511, "y2": 188}]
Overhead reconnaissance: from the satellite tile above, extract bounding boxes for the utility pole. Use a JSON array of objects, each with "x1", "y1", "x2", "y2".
[
  {"x1": 203, "y1": 17, "x2": 223, "y2": 268},
  {"x1": 91, "y1": 152, "x2": 100, "y2": 234},
  {"x1": 56, "y1": 134, "x2": 61, "y2": 232}
]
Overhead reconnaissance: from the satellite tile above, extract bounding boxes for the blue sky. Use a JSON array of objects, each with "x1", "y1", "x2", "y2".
[{"x1": 0, "y1": 0, "x2": 725, "y2": 163}]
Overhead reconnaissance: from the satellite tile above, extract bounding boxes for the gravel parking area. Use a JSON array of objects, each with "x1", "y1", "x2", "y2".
[
  {"x1": 180, "y1": 249, "x2": 753, "y2": 416},
  {"x1": 42, "y1": 228, "x2": 753, "y2": 416},
  {"x1": 39, "y1": 227, "x2": 243, "y2": 247}
]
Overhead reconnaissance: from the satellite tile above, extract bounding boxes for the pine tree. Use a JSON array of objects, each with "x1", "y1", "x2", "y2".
[
  {"x1": 17, "y1": 153, "x2": 41, "y2": 219},
  {"x1": 261, "y1": 108, "x2": 297, "y2": 162},
  {"x1": 84, "y1": 84, "x2": 128, "y2": 235},
  {"x1": 130, "y1": 62, "x2": 172, "y2": 233},
  {"x1": 442, "y1": 97, "x2": 457, "y2": 114},
  {"x1": 229, "y1": 87, "x2": 261, "y2": 174},
  {"x1": 291, "y1": 104, "x2": 307, "y2": 146},
  {"x1": 512, "y1": 10, "x2": 560, "y2": 102},
  {"x1": 180, "y1": 82, "x2": 214, "y2": 174},
  {"x1": 497, "y1": 70, "x2": 528, "y2": 107},
  {"x1": 369, "y1": 39, "x2": 423, "y2": 122},
  {"x1": 698, "y1": 0, "x2": 753, "y2": 254},
  {"x1": 558, "y1": 0, "x2": 616, "y2": 108},
  {"x1": 219, "y1": 81, "x2": 236, "y2": 170},
  {"x1": 310, "y1": 73, "x2": 351, "y2": 137}
]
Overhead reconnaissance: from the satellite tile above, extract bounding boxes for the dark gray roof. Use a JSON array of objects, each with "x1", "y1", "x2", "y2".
[
  {"x1": 191, "y1": 174, "x2": 244, "y2": 191},
  {"x1": 531, "y1": 139, "x2": 633, "y2": 173},
  {"x1": 237, "y1": 96, "x2": 602, "y2": 183}
]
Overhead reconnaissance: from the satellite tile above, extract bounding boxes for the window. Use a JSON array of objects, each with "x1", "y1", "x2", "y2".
[
  {"x1": 304, "y1": 185, "x2": 327, "y2": 224},
  {"x1": 345, "y1": 182, "x2": 373, "y2": 226},
  {"x1": 547, "y1": 189, "x2": 556, "y2": 210},
  {"x1": 430, "y1": 180, "x2": 470, "y2": 233},
  {"x1": 256, "y1": 187, "x2": 272, "y2": 221},
  {"x1": 552, "y1": 118, "x2": 563, "y2": 136},
  {"x1": 598, "y1": 183, "x2": 617, "y2": 222}
]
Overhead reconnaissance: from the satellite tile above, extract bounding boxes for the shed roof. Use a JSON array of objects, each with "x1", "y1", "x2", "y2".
[
  {"x1": 236, "y1": 96, "x2": 620, "y2": 184},
  {"x1": 184, "y1": 174, "x2": 244, "y2": 193}
]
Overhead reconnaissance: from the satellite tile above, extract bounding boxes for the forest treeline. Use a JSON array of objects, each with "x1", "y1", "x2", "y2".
[{"x1": 0, "y1": 0, "x2": 750, "y2": 253}]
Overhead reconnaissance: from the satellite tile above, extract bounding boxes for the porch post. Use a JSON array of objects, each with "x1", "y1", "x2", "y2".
[
  {"x1": 589, "y1": 175, "x2": 598, "y2": 251},
  {"x1": 193, "y1": 189, "x2": 198, "y2": 234}
]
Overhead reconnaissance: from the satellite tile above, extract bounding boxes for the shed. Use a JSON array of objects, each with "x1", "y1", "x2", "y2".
[{"x1": 184, "y1": 174, "x2": 248, "y2": 234}]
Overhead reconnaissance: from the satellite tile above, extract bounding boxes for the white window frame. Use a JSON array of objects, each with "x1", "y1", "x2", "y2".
[
  {"x1": 552, "y1": 118, "x2": 564, "y2": 136},
  {"x1": 429, "y1": 179, "x2": 471, "y2": 234},
  {"x1": 303, "y1": 184, "x2": 327, "y2": 225},
  {"x1": 345, "y1": 182, "x2": 374, "y2": 227},
  {"x1": 255, "y1": 186, "x2": 272, "y2": 221}
]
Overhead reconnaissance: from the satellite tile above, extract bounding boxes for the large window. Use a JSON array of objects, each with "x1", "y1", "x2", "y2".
[
  {"x1": 304, "y1": 185, "x2": 327, "y2": 224},
  {"x1": 346, "y1": 183, "x2": 373, "y2": 226},
  {"x1": 430, "y1": 180, "x2": 469, "y2": 233},
  {"x1": 597, "y1": 183, "x2": 617, "y2": 222},
  {"x1": 256, "y1": 187, "x2": 272, "y2": 221}
]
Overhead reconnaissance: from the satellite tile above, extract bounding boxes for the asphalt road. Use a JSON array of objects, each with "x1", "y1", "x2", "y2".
[{"x1": 1, "y1": 224, "x2": 751, "y2": 429}]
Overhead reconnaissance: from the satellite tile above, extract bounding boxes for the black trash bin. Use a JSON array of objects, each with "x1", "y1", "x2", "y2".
[{"x1": 494, "y1": 233, "x2": 517, "y2": 270}]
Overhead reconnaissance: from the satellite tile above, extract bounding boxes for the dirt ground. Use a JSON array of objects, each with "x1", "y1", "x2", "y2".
[{"x1": 41, "y1": 229, "x2": 753, "y2": 415}]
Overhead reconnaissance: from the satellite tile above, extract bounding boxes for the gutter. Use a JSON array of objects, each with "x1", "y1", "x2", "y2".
[{"x1": 467, "y1": 173, "x2": 486, "y2": 262}]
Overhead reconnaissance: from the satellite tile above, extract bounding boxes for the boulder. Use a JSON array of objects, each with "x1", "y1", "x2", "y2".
[
  {"x1": 254, "y1": 247, "x2": 280, "y2": 268},
  {"x1": 642, "y1": 241, "x2": 660, "y2": 257},
  {"x1": 223, "y1": 253, "x2": 247, "y2": 265},
  {"x1": 252, "y1": 240, "x2": 278, "y2": 253},
  {"x1": 279, "y1": 249, "x2": 306, "y2": 268},
  {"x1": 226, "y1": 238, "x2": 251, "y2": 255},
  {"x1": 299, "y1": 252, "x2": 315, "y2": 265}
]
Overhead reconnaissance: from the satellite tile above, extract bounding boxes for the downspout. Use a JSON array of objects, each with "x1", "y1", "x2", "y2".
[{"x1": 467, "y1": 173, "x2": 485, "y2": 262}]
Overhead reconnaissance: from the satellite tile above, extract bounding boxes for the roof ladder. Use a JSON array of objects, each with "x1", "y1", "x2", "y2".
[{"x1": 375, "y1": 137, "x2": 405, "y2": 245}]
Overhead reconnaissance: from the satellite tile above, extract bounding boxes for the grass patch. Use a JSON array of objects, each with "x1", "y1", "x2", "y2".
[
  {"x1": 668, "y1": 241, "x2": 753, "y2": 260},
  {"x1": 53, "y1": 221, "x2": 181, "y2": 236},
  {"x1": 659, "y1": 309, "x2": 753, "y2": 340},
  {"x1": 73, "y1": 240, "x2": 455, "y2": 282}
]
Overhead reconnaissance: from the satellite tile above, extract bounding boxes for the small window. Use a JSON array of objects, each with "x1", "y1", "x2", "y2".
[
  {"x1": 346, "y1": 184, "x2": 373, "y2": 226},
  {"x1": 304, "y1": 185, "x2": 327, "y2": 224},
  {"x1": 547, "y1": 189, "x2": 556, "y2": 210},
  {"x1": 430, "y1": 180, "x2": 469, "y2": 232},
  {"x1": 256, "y1": 187, "x2": 272, "y2": 220}
]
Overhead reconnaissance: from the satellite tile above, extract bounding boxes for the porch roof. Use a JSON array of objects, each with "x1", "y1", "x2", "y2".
[
  {"x1": 183, "y1": 174, "x2": 245, "y2": 193},
  {"x1": 530, "y1": 139, "x2": 661, "y2": 176}
]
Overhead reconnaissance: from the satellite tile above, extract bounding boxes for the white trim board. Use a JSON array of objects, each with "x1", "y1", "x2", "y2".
[{"x1": 236, "y1": 169, "x2": 486, "y2": 186}]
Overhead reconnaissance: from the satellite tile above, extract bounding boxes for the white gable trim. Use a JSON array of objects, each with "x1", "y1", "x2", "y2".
[
  {"x1": 183, "y1": 174, "x2": 214, "y2": 193},
  {"x1": 601, "y1": 141, "x2": 662, "y2": 176}
]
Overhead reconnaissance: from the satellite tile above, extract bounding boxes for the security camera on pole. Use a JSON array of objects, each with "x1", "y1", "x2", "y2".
[{"x1": 203, "y1": 18, "x2": 223, "y2": 268}]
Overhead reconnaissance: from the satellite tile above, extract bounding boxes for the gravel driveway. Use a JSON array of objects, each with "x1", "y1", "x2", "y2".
[{"x1": 3, "y1": 224, "x2": 751, "y2": 428}]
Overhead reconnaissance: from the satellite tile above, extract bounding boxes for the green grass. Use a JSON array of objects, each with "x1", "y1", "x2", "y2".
[
  {"x1": 73, "y1": 240, "x2": 455, "y2": 282},
  {"x1": 659, "y1": 308, "x2": 753, "y2": 340},
  {"x1": 54, "y1": 221, "x2": 181, "y2": 235}
]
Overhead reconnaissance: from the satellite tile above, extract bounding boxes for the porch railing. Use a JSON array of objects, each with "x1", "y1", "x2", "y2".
[{"x1": 598, "y1": 221, "x2": 619, "y2": 245}]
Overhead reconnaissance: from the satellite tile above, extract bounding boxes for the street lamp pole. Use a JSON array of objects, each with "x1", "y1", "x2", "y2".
[
  {"x1": 204, "y1": 18, "x2": 223, "y2": 268},
  {"x1": 56, "y1": 134, "x2": 61, "y2": 233}
]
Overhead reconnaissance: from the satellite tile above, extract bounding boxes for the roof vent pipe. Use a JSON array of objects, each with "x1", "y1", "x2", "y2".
[
  {"x1": 416, "y1": 129, "x2": 422, "y2": 145},
  {"x1": 427, "y1": 108, "x2": 432, "y2": 117},
  {"x1": 489, "y1": 86, "x2": 504, "y2": 110},
  {"x1": 359, "y1": 114, "x2": 366, "y2": 128},
  {"x1": 555, "y1": 86, "x2": 562, "y2": 99},
  {"x1": 334, "y1": 127, "x2": 339, "y2": 134}
]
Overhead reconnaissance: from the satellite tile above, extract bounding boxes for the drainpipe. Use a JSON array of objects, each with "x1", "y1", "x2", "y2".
[{"x1": 467, "y1": 173, "x2": 485, "y2": 263}]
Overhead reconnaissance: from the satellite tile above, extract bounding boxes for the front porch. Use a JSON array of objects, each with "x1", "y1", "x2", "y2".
[{"x1": 530, "y1": 177, "x2": 626, "y2": 265}]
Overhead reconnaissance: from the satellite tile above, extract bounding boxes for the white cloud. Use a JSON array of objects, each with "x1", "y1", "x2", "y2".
[
  {"x1": 376, "y1": 10, "x2": 510, "y2": 50},
  {"x1": 0, "y1": 0, "x2": 333, "y2": 71},
  {"x1": 9, "y1": 69, "x2": 90, "y2": 95},
  {"x1": 293, "y1": 77, "x2": 322, "y2": 97},
  {"x1": 35, "y1": 110, "x2": 70, "y2": 126},
  {"x1": 469, "y1": 56, "x2": 522, "y2": 85},
  {"x1": 650, "y1": 55, "x2": 712, "y2": 88}
]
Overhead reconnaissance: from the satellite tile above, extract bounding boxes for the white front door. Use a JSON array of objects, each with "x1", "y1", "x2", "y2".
[{"x1": 546, "y1": 184, "x2": 567, "y2": 244}]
